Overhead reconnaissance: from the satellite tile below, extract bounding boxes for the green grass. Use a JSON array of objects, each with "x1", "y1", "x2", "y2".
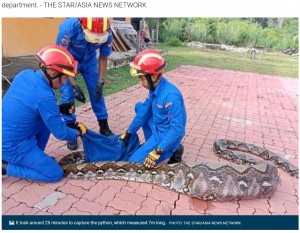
[
  {"x1": 157, "y1": 45, "x2": 298, "y2": 78},
  {"x1": 56, "y1": 65, "x2": 139, "y2": 107},
  {"x1": 73, "y1": 44, "x2": 298, "y2": 107},
  {"x1": 105, "y1": 66, "x2": 140, "y2": 95}
]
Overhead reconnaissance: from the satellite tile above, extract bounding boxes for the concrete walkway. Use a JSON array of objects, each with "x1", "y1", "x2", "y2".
[{"x1": 2, "y1": 66, "x2": 298, "y2": 215}]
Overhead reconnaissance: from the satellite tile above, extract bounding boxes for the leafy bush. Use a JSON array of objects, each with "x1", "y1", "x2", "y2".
[
  {"x1": 159, "y1": 18, "x2": 184, "y2": 43},
  {"x1": 183, "y1": 19, "x2": 207, "y2": 42},
  {"x1": 155, "y1": 18, "x2": 298, "y2": 51},
  {"x1": 164, "y1": 37, "x2": 183, "y2": 46}
]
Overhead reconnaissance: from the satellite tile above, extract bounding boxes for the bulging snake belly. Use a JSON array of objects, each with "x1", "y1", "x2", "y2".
[{"x1": 59, "y1": 139, "x2": 298, "y2": 202}]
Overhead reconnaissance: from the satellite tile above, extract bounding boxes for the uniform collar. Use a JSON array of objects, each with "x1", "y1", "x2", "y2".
[
  {"x1": 73, "y1": 19, "x2": 86, "y2": 40},
  {"x1": 78, "y1": 31, "x2": 85, "y2": 40},
  {"x1": 36, "y1": 70, "x2": 51, "y2": 88},
  {"x1": 152, "y1": 76, "x2": 165, "y2": 96},
  {"x1": 77, "y1": 28, "x2": 85, "y2": 40}
]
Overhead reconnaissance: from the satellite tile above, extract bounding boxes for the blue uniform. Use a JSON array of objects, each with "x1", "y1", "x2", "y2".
[
  {"x1": 56, "y1": 18, "x2": 113, "y2": 123},
  {"x1": 2, "y1": 70, "x2": 79, "y2": 182},
  {"x1": 127, "y1": 77, "x2": 187, "y2": 163}
]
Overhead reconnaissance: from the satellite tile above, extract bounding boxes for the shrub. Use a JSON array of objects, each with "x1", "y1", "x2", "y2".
[
  {"x1": 164, "y1": 37, "x2": 183, "y2": 46},
  {"x1": 156, "y1": 18, "x2": 298, "y2": 51}
]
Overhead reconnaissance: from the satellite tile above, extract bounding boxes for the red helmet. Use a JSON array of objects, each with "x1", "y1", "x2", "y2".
[
  {"x1": 130, "y1": 49, "x2": 167, "y2": 76},
  {"x1": 35, "y1": 45, "x2": 78, "y2": 77},
  {"x1": 80, "y1": 17, "x2": 110, "y2": 44}
]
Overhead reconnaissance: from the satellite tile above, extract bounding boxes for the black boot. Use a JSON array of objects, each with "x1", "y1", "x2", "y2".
[
  {"x1": 2, "y1": 160, "x2": 8, "y2": 175},
  {"x1": 167, "y1": 144, "x2": 184, "y2": 164},
  {"x1": 66, "y1": 123, "x2": 78, "y2": 150},
  {"x1": 98, "y1": 119, "x2": 114, "y2": 136},
  {"x1": 67, "y1": 139, "x2": 78, "y2": 150}
]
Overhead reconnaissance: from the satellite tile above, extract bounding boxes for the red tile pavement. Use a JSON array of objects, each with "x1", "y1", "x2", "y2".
[{"x1": 2, "y1": 66, "x2": 298, "y2": 215}]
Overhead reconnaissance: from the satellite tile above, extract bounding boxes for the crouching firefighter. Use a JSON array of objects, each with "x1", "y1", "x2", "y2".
[
  {"x1": 119, "y1": 49, "x2": 186, "y2": 168},
  {"x1": 2, "y1": 45, "x2": 88, "y2": 182}
]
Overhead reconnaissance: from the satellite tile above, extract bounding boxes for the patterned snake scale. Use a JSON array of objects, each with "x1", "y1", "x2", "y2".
[{"x1": 59, "y1": 139, "x2": 298, "y2": 202}]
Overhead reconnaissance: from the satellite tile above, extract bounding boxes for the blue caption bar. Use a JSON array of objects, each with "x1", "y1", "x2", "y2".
[{"x1": 2, "y1": 215, "x2": 298, "y2": 230}]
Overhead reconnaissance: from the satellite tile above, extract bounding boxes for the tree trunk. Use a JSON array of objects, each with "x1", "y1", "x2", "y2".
[{"x1": 277, "y1": 18, "x2": 284, "y2": 28}]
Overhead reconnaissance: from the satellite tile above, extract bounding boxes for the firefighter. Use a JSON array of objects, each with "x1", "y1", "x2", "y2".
[
  {"x1": 119, "y1": 49, "x2": 186, "y2": 168},
  {"x1": 2, "y1": 45, "x2": 88, "y2": 182},
  {"x1": 56, "y1": 17, "x2": 114, "y2": 150}
]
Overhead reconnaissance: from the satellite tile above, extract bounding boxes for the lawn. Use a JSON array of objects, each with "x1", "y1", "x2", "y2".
[
  {"x1": 159, "y1": 45, "x2": 298, "y2": 78},
  {"x1": 74, "y1": 44, "x2": 298, "y2": 106}
]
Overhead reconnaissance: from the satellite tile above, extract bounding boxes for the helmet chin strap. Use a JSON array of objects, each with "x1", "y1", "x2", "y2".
[
  {"x1": 145, "y1": 74, "x2": 154, "y2": 90},
  {"x1": 146, "y1": 73, "x2": 161, "y2": 90},
  {"x1": 40, "y1": 65, "x2": 63, "y2": 88}
]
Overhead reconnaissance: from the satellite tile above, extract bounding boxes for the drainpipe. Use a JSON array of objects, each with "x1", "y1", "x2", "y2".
[
  {"x1": 156, "y1": 19, "x2": 159, "y2": 44},
  {"x1": 136, "y1": 18, "x2": 145, "y2": 54}
]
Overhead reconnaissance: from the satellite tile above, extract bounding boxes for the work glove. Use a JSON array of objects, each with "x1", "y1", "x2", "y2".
[
  {"x1": 143, "y1": 147, "x2": 163, "y2": 169},
  {"x1": 94, "y1": 82, "x2": 104, "y2": 102},
  {"x1": 59, "y1": 102, "x2": 75, "y2": 115},
  {"x1": 75, "y1": 122, "x2": 88, "y2": 137},
  {"x1": 73, "y1": 85, "x2": 86, "y2": 103},
  {"x1": 118, "y1": 130, "x2": 131, "y2": 147}
]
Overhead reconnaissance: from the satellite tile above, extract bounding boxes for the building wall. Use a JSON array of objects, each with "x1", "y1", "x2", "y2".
[
  {"x1": 2, "y1": 17, "x2": 132, "y2": 57},
  {"x1": 2, "y1": 18, "x2": 65, "y2": 57}
]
